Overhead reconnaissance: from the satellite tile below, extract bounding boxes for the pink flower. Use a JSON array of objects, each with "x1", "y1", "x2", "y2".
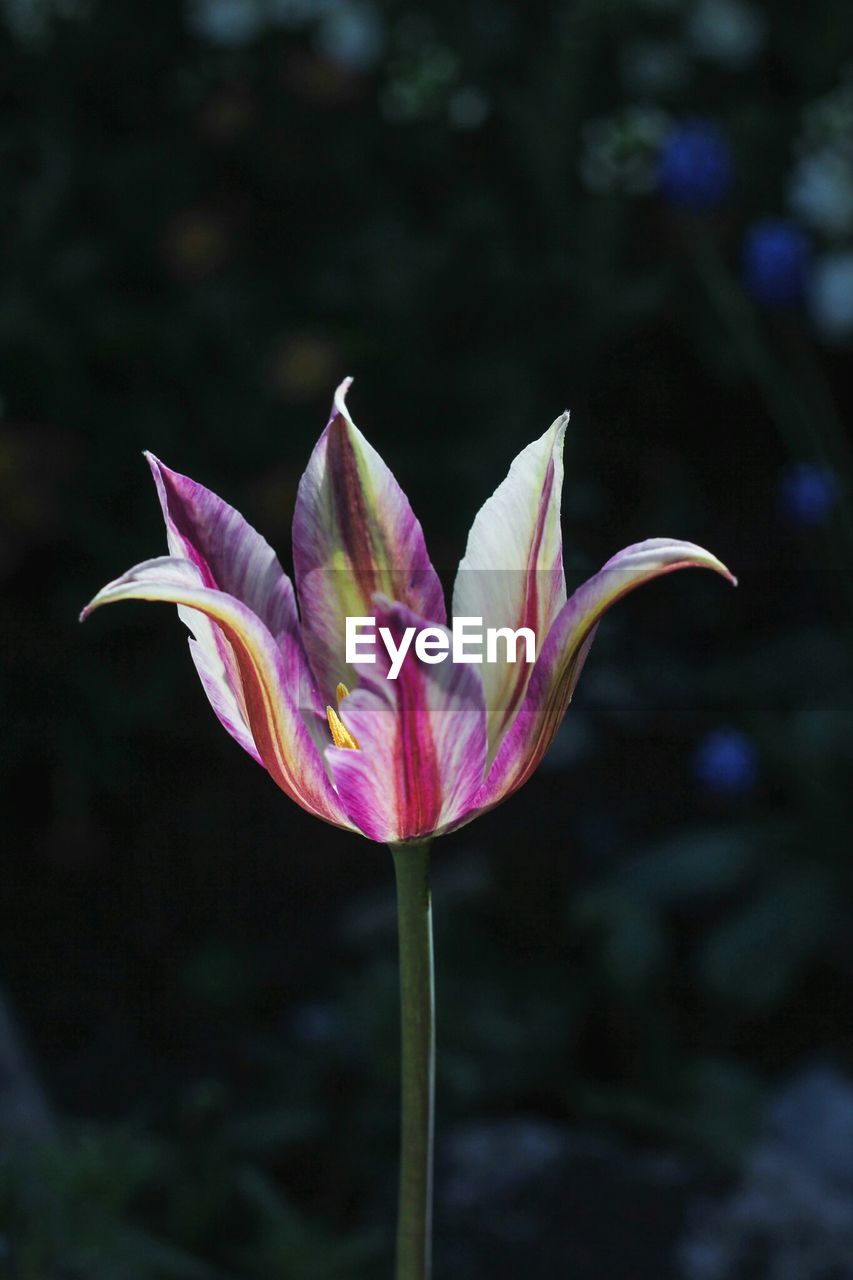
[{"x1": 82, "y1": 380, "x2": 734, "y2": 843}]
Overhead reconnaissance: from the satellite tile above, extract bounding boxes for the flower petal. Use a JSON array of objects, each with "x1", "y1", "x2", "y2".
[
  {"x1": 293, "y1": 379, "x2": 446, "y2": 698},
  {"x1": 188, "y1": 630, "x2": 263, "y2": 766},
  {"x1": 147, "y1": 453, "x2": 299, "y2": 642},
  {"x1": 452, "y1": 413, "x2": 568, "y2": 755},
  {"x1": 81, "y1": 556, "x2": 354, "y2": 829},
  {"x1": 478, "y1": 539, "x2": 736, "y2": 809},
  {"x1": 147, "y1": 454, "x2": 327, "y2": 753},
  {"x1": 325, "y1": 597, "x2": 487, "y2": 843}
]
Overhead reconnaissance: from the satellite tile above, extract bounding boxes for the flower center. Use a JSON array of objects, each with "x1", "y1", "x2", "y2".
[{"x1": 326, "y1": 682, "x2": 359, "y2": 750}]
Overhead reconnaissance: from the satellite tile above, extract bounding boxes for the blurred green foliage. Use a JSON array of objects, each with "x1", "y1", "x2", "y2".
[{"x1": 1, "y1": 0, "x2": 852, "y2": 1275}]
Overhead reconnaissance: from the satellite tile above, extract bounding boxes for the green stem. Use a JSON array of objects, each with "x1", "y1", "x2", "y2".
[{"x1": 391, "y1": 840, "x2": 435, "y2": 1280}]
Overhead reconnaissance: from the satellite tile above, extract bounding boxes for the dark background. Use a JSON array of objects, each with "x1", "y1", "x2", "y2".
[{"x1": 1, "y1": 1, "x2": 852, "y2": 1276}]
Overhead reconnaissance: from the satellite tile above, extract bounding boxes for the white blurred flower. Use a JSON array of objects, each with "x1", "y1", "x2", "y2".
[
  {"x1": 316, "y1": 0, "x2": 383, "y2": 72},
  {"x1": 809, "y1": 251, "x2": 853, "y2": 342},
  {"x1": 687, "y1": 0, "x2": 765, "y2": 69},
  {"x1": 187, "y1": 0, "x2": 265, "y2": 45},
  {"x1": 381, "y1": 41, "x2": 459, "y2": 123},
  {"x1": 788, "y1": 149, "x2": 853, "y2": 239},
  {"x1": 1, "y1": 0, "x2": 46, "y2": 39},
  {"x1": 798, "y1": 75, "x2": 853, "y2": 156},
  {"x1": 580, "y1": 106, "x2": 670, "y2": 194},
  {"x1": 186, "y1": 0, "x2": 384, "y2": 61}
]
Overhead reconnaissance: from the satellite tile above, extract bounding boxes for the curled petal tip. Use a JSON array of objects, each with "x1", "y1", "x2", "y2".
[
  {"x1": 703, "y1": 550, "x2": 737, "y2": 587},
  {"x1": 607, "y1": 539, "x2": 736, "y2": 588},
  {"x1": 79, "y1": 579, "x2": 124, "y2": 621},
  {"x1": 681, "y1": 542, "x2": 735, "y2": 587},
  {"x1": 144, "y1": 451, "x2": 171, "y2": 491},
  {"x1": 334, "y1": 376, "x2": 354, "y2": 417}
]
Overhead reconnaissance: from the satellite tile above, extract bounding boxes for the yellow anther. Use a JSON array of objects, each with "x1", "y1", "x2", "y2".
[
  {"x1": 326, "y1": 702, "x2": 359, "y2": 750},
  {"x1": 336, "y1": 682, "x2": 350, "y2": 707}
]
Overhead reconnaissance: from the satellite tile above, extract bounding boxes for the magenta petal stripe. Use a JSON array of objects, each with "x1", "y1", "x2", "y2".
[
  {"x1": 147, "y1": 454, "x2": 327, "y2": 753},
  {"x1": 293, "y1": 380, "x2": 446, "y2": 698},
  {"x1": 187, "y1": 630, "x2": 264, "y2": 765},
  {"x1": 452, "y1": 413, "x2": 568, "y2": 755},
  {"x1": 476, "y1": 539, "x2": 736, "y2": 812},
  {"x1": 325, "y1": 597, "x2": 488, "y2": 843},
  {"x1": 81, "y1": 557, "x2": 354, "y2": 829},
  {"x1": 147, "y1": 454, "x2": 299, "y2": 642}
]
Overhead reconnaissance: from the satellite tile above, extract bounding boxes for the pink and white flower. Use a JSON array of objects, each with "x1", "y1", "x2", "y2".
[{"x1": 82, "y1": 380, "x2": 734, "y2": 843}]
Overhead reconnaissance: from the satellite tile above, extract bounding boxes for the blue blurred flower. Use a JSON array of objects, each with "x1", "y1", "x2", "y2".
[
  {"x1": 694, "y1": 728, "x2": 758, "y2": 796},
  {"x1": 742, "y1": 219, "x2": 812, "y2": 305},
  {"x1": 778, "y1": 462, "x2": 838, "y2": 526},
  {"x1": 658, "y1": 120, "x2": 733, "y2": 210}
]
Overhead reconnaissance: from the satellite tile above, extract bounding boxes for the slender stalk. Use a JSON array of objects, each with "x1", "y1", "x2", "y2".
[{"x1": 391, "y1": 840, "x2": 435, "y2": 1280}]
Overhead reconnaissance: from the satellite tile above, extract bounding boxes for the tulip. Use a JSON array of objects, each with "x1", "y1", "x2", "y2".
[
  {"x1": 82, "y1": 379, "x2": 733, "y2": 840},
  {"x1": 83, "y1": 379, "x2": 734, "y2": 1278}
]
